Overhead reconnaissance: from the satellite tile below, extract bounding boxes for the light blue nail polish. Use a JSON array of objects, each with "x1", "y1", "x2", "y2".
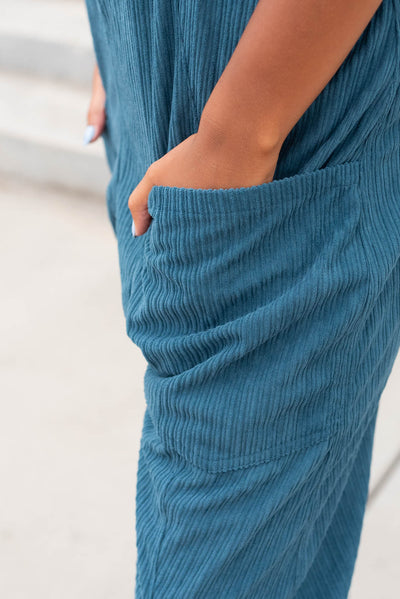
[
  {"x1": 132, "y1": 220, "x2": 136, "y2": 237},
  {"x1": 83, "y1": 125, "x2": 96, "y2": 145}
]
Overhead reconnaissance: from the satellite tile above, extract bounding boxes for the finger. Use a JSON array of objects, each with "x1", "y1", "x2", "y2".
[
  {"x1": 84, "y1": 65, "x2": 106, "y2": 144},
  {"x1": 128, "y1": 174, "x2": 154, "y2": 237},
  {"x1": 84, "y1": 107, "x2": 106, "y2": 144}
]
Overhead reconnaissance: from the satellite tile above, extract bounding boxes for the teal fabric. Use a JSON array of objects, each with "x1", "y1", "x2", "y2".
[{"x1": 85, "y1": 1, "x2": 400, "y2": 596}]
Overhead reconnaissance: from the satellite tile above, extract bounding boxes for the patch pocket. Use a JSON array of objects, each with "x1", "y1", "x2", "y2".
[{"x1": 126, "y1": 160, "x2": 369, "y2": 473}]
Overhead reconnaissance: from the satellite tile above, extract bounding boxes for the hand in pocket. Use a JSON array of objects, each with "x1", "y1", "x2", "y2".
[{"x1": 128, "y1": 126, "x2": 281, "y2": 237}]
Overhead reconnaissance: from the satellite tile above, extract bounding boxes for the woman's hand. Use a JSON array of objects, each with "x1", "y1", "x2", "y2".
[
  {"x1": 83, "y1": 63, "x2": 106, "y2": 145},
  {"x1": 128, "y1": 119, "x2": 282, "y2": 237},
  {"x1": 129, "y1": 0, "x2": 383, "y2": 238}
]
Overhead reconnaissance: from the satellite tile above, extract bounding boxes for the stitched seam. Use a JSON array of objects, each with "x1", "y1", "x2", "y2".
[
  {"x1": 157, "y1": 429, "x2": 333, "y2": 475},
  {"x1": 150, "y1": 181, "x2": 358, "y2": 218},
  {"x1": 156, "y1": 395, "x2": 381, "y2": 474}
]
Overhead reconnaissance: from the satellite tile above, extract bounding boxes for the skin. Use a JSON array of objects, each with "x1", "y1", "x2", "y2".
[
  {"x1": 85, "y1": 63, "x2": 106, "y2": 143},
  {"x1": 86, "y1": 0, "x2": 384, "y2": 236}
]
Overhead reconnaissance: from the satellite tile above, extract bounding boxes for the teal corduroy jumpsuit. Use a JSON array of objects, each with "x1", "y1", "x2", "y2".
[{"x1": 84, "y1": 1, "x2": 400, "y2": 597}]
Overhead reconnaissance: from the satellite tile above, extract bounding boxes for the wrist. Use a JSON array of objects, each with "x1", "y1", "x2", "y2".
[
  {"x1": 198, "y1": 103, "x2": 284, "y2": 165},
  {"x1": 192, "y1": 110, "x2": 282, "y2": 187}
]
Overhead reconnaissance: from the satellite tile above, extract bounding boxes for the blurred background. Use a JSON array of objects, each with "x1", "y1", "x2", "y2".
[{"x1": 0, "y1": 1, "x2": 398, "y2": 597}]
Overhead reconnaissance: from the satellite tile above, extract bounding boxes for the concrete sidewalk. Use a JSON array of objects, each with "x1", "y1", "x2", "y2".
[
  {"x1": 0, "y1": 175, "x2": 399, "y2": 598},
  {"x1": 0, "y1": 176, "x2": 146, "y2": 598}
]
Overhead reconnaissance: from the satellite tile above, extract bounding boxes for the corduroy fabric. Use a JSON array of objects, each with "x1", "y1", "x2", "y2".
[{"x1": 85, "y1": 0, "x2": 400, "y2": 596}]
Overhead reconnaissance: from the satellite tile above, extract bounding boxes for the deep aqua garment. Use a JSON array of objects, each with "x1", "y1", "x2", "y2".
[{"x1": 85, "y1": 1, "x2": 400, "y2": 597}]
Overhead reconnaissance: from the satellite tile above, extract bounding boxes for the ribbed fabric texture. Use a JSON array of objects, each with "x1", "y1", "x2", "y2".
[{"x1": 85, "y1": 1, "x2": 400, "y2": 596}]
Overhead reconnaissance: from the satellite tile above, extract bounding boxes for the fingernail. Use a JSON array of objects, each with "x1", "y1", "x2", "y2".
[
  {"x1": 83, "y1": 125, "x2": 96, "y2": 145},
  {"x1": 132, "y1": 219, "x2": 136, "y2": 237}
]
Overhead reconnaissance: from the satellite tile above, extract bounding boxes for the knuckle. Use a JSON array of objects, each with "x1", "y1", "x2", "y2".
[{"x1": 128, "y1": 196, "x2": 136, "y2": 212}]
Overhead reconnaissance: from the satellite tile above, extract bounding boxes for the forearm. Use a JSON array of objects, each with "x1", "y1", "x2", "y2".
[{"x1": 199, "y1": 0, "x2": 383, "y2": 162}]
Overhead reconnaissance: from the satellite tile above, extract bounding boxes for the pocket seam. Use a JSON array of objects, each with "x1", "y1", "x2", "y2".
[
  {"x1": 150, "y1": 181, "x2": 359, "y2": 217},
  {"x1": 157, "y1": 426, "x2": 333, "y2": 474},
  {"x1": 148, "y1": 160, "x2": 362, "y2": 219}
]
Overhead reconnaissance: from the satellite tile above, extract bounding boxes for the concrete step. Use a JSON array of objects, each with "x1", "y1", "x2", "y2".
[
  {"x1": 0, "y1": 0, "x2": 95, "y2": 87},
  {"x1": 0, "y1": 69, "x2": 110, "y2": 196}
]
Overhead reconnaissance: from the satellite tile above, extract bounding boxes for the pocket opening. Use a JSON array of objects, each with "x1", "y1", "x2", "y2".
[{"x1": 147, "y1": 159, "x2": 361, "y2": 220}]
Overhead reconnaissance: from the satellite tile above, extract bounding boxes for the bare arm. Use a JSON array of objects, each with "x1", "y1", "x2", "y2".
[
  {"x1": 129, "y1": 0, "x2": 383, "y2": 235},
  {"x1": 199, "y1": 0, "x2": 384, "y2": 169}
]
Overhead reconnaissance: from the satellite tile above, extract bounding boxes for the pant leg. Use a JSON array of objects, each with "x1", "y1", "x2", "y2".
[
  {"x1": 294, "y1": 405, "x2": 379, "y2": 598},
  {"x1": 134, "y1": 403, "x2": 379, "y2": 599}
]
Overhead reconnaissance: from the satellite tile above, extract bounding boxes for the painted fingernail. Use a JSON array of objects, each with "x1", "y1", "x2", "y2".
[
  {"x1": 132, "y1": 219, "x2": 136, "y2": 237},
  {"x1": 83, "y1": 125, "x2": 96, "y2": 145}
]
